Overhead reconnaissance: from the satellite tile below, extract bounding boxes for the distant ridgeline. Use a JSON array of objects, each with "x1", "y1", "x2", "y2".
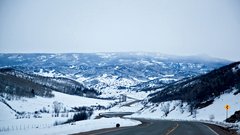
[
  {"x1": 0, "y1": 53, "x2": 230, "y2": 91},
  {"x1": 149, "y1": 62, "x2": 240, "y2": 109},
  {"x1": 0, "y1": 68, "x2": 100, "y2": 100}
]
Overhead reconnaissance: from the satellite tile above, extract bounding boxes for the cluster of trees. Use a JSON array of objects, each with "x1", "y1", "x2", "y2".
[
  {"x1": 0, "y1": 70, "x2": 54, "y2": 99},
  {"x1": 51, "y1": 101, "x2": 72, "y2": 118},
  {"x1": 149, "y1": 62, "x2": 240, "y2": 109},
  {"x1": 28, "y1": 74, "x2": 101, "y2": 97},
  {"x1": 0, "y1": 67, "x2": 101, "y2": 99}
]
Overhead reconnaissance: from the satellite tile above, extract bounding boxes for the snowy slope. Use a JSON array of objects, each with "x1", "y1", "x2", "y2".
[
  {"x1": 0, "y1": 102, "x2": 15, "y2": 120},
  {"x1": 5, "y1": 91, "x2": 114, "y2": 113},
  {"x1": 127, "y1": 90, "x2": 240, "y2": 122},
  {"x1": 197, "y1": 91, "x2": 240, "y2": 121},
  {"x1": 0, "y1": 91, "x2": 118, "y2": 132}
]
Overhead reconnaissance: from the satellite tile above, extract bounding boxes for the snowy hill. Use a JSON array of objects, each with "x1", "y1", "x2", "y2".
[
  {"x1": 128, "y1": 62, "x2": 240, "y2": 121},
  {"x1": 0, "y1": 67, "x2": 100, "y2": 98},
  {"x1": 149, "y1": 62, "x2": 240, "y2": 107},
  {"x1": 128, "y1": 90, "x2": 239, "y2": 122}
]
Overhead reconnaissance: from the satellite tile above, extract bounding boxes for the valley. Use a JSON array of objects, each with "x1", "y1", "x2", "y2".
[{"x1": 0, "y1": 53, "x2": 239, "y2": 135}]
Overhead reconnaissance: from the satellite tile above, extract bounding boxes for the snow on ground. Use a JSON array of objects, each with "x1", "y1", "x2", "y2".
[
  {"x1": 36, "y1": 69, "x2": 58, "y2": 77},
  {"x1": 127, "y1": 91, "x2": 240, "y2": 122},
  {"x1": 108, "y1": 101, "x2": 144, "y2": 113},
  {"x1": 99, "y1": 87, "x2": 150, "y2": 100},
  {"x1": 0, "y1": 91, "x2": 118, "y2": 134},
  {"x1": 5, "y1": 91, "x2": 116, "y2": 113},
  {"x1": 95, "y1": 75, "x2": 138, "y2": 88},
  {"x1": 0, "y1": 116, "x2": 70, "y2": 131},
  {"x1": 0, "y1": 102, "x2": 15, "y2": 120},
  {"x1": 125, "y1": 91, "x2": 150, "y2": 100},
  {"x1": 197, "y1": 91, "x2": 240, "y2": 121},
  {"x1": 75, "y1": 75, "x2": 89, "y2": 82},
  {"x1": 1, "y1": 118, "x2": 141, "y2": 135},
  {"x1": 232, "y1": 64, "x2": 240, "y2": 73},
  {"x1": 127, "y1": 101, "x2": 190, "y2": 120},
  {"x1": 35, "y1": 69, "x2": 73, "y2": 78}
]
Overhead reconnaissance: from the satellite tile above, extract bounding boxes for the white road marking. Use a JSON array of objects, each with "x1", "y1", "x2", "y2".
[{"x1": 203, "y1": 124, "x2": 219, "y2": 135}]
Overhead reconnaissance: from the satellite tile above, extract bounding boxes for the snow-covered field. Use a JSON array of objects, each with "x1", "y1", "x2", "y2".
[
  {"x1": 6, "y1": 91, "x2": 115, "y2": 113},
  {"x1": 0, "y1": 91, "x2": 120, "y2": 134},
  {"x1": 1, "y1": 117, "x2": 141, "y2": 135},
  {"x1": 99, "y1": 87, "x2": 150, "y2": 99},
  {"x1": 108, "y1": 101, "x2": 144, "y2": 113}
]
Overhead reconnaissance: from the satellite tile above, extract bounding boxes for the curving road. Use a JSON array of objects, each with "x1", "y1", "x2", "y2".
[
  {"x1": 74, "y1": 112, "x2": 235, "y2": 135},
  {"x1": 75, "y1": 119, "x2": 236, "y2": 135},
  {"x1": 96, "y1": 119, "x2": 218, "y2": 135}
]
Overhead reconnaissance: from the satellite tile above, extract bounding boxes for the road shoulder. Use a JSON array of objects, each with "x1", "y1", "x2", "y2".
[{"x1": 203, "y1": 123, "x2": 238, "y2": 135}]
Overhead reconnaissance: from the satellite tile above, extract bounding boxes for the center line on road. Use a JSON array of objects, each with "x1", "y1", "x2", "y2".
[{"x1": 165, "y1": 123, "x2": 179, "y2": 135}]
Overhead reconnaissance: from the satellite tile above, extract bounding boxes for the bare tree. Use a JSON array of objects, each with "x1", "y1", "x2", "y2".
[
  {"x1": 209, "y1": 114, "x2": 215, "y2": 121},
  {"x1": 161, "y1": 102, "x2": 170, "y2": 116},
  {"x1": 52, "y1": 101, "x2": 63, "y2": 117}
]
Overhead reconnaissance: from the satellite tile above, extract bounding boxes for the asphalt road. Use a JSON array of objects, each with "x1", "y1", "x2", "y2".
[
  {"x1": 76, "y1": 119, "x2": 225, "y2": 135},
  {"x1": 76, "y1": 112, "x2": 236, "y2": 135}
]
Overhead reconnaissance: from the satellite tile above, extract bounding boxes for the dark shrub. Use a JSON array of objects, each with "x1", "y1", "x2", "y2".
[
  {"x1": 73, "y1": 112, "x2": 88, "y2": 121},
  {"x1": 226, "y1": 110, "x2": 240, "y2": 123},
  {"x1": 63, "y1": 110, "x2": 93, "y2": 125}
]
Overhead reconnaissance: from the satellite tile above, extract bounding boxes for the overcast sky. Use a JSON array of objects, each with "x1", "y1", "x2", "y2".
[{"x1": 0, "y1": 0, "x2": 239, "y2": 61}]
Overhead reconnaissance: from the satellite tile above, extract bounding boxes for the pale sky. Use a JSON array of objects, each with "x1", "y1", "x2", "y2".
[{"x1": 0, "y1": 0, "x2": 240, "y2": 61}]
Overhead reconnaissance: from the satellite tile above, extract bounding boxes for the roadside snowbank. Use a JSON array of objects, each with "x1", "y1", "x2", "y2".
[{"x1": 1, "y1": 117, "x2": 141, "y2": 135}]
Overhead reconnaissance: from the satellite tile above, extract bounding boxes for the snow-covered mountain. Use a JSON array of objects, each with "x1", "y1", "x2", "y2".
[{"x1": 0, "y1": 53, "x2": 230, "y2": 90}]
